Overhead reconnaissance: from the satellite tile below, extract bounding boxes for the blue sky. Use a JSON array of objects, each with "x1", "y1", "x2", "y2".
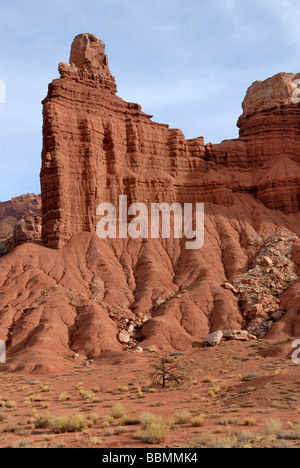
[{"x1": 1, "y1": 0, "x2": 300, "y2": 201}]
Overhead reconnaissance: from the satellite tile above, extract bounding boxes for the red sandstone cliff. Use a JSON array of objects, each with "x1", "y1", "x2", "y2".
[
  {"x1": 0, "y1": 34, "x2": 300, "y2": 371},
  {"x1": 41, "y1": 37, "x2": 300, "y2": 249},
  {"x1": 0, "y1": 194, "x2": 41, "y2": 255},
  {"x1": 0, "y1": 194, "x2": 40, "y2": 235}
]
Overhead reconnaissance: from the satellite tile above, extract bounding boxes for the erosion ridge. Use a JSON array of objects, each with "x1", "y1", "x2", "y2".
[{"x1": 1, "y1": 33, "x2": 300, "y2": 371}]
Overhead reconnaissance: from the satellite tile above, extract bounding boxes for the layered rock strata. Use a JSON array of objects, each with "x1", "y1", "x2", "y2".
[
  {"x1": 41, "y1": 38, "x2": 300, "y2": 249},
  {"x1": 1, "y1": 34, "x2": 300, "y2": 370},
  {"x1": 0, "y1": 194, "x2": 41, "y2": 255}
]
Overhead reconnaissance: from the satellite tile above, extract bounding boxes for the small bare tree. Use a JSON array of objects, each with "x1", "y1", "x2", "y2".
[{"x1": 150, "y1": 356, "x2": 182, "y2": 389}]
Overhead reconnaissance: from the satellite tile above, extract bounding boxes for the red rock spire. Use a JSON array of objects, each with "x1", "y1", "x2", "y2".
[{"x1": 58, "y1": 33, "x2": 117, "y2": 94}]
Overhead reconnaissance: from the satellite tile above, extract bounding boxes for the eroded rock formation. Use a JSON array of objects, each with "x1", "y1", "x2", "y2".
[
  {"x1": 0, "y1": 194, "x2": 41, "y2": 255},
  {"x1": 0, "y1": 194, "x2": 41, "y2": 236},
  {"x1": 1, "y1": 34, "x2": 300, "y2": 370},
  {"x1": 41, "y1": 46, "x2": 300, "y2": 250},
  {"x1": 209, "y1": 73, "x2": 300, "y2": 214}
]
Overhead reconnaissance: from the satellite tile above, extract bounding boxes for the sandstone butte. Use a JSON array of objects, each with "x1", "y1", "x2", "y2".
[{"x1": 1, "y1": 33, "x2": 300, "y2": 372}]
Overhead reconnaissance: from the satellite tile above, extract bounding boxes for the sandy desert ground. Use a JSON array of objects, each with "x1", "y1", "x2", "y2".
[{"x1": 0, "y1": 340, "x2": 300, "y2": 449}]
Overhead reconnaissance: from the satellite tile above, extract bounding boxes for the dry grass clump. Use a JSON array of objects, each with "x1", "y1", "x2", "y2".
[
  {"x1": 219, "y1": 418, "x2": 238, "y2": 426},
  {"x1": 33, "y1": 412, "x2": 94, "y2": 434},
  {"x1": 58, "y1": 392, "x2": 71, "y2": 402},
  {"x1": 33, "y1": 412, "x2": 52, "y2": 429},
  {"x1": 173, "y1": 410, "x2": 192, "y2": 425},
  {"x1": 191, "y1": 415, "x2": 205, "y2": 427},
  {"x1": 293, "y1": 422, "x2": 300, "y2": 432},
  {"x1": 40, "y1": 385, "x2": 52, "y2": 393},
  {"x1": 87, "y1": 413, "x2": 99, "y2": 425},
  {"x1": 265, "y1": 418, "x2": 283, "y2": 436},
  {"x1": 48, "y1": 440, "x2": 66, "y2": 449},
  {"x1": 204, "y1": 378, "x2": 227, "y2": 398},
  {"x1": 0, "y1": 395, "x2": 16, "y2": 409},
  {"x1": 51, "y1": 414, "x2": 89, "y2": 433},
  {"x1": 244, "y1": 417, "x2": 257, "y2": 427},
  {"x1": 79, "y1": 389, "x2": 99, "y2": 403},
  {"x1": 208, "y1": 437, "x2": 237, "y2": 449},
  {"x1": 26, "y1": 392, "x2": 43, "y2": 402},
  {"x1": 120, "y1": 414, "x2": 140, "y2": 426},
  {"x1": 118, "y1": 386, "x2": 129, "y2": 394},
  {"x1": 3, "y1": 423, "x2": 21, "y2": 433},
  {"x1": 88, "y1": 436, "x2": 102, "y2": 447},
  {"x1": 134, "y1": 412, "x2": 170, "y2": 444},
  {"x1": 101, "y1": 415, "x2": 114, "y2": 428},
  {"x1": 203, "y1": 376, "x2": 218, "y2": 384},
  {"x1": 110, "y1": 403, "x2": 126, "y2": 419},
  {"x1": 11, "y1": 439, "x2": 33, "y2": 448},
  {"x1": 237, "y1": 431, "x2": 257, "y2": 444}
]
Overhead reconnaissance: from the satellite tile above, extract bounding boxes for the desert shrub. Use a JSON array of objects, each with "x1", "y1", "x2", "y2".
[
  {"x1": 242, "y1": 374, "x2": 259, "y2": 382},
  {"x1": 150, "y1": 356, "x2": 182, "y2": 388},
  {"x1": 173, "y1": 410, "x2": 192, "y2": 425},
  {"x1": 219, "y1": 381, "x2": 227, "y2": 391},
  {"x1": 191, "y1": 415, "x2": 205, "y2": 427},
  {"x1": 58, "y1": 392, "x2": 71, "y2": 402},
  {"x1": 12, "y1": 439, "x2": 33, "y2": 448},
  {"x1": 33, "y1": 412, "x2": 52, "y2": 429},
  {"x1": 101, "y1": 415, "x2": 114, "y2": 428},
  {"x1": 115, "y1": 427, "x2": 129, "y2": 435},
  {"x1": 244, "y1": 417, "x2": 257, "y2": 427},
  {"x1": 208, "y1": 437, "x2": 237, "y2": 449},
  {"x1": 49, "y1": 414, "x2": 88, "y2": 433},
  {"x1": 40, "y1": 385, "x2": 52, "y2": 393},
  {"x1": 118, "y1": 386, "x2": 129, "y2": 393},
  {"x1": 92, "y1": 386, "x2": 102, "y2": 393},
  {"x1": 79, "y1": 389, "x2": 99, "y2": 403},
  {"x1": 237, "y1": 431, "x2": 256, "y2": 444},
  {"x1": 87, "y1": 413, "x2": 99, "y2": 425},
  {"x1": 120, "y1": 414, "x2": 140, "y2": 426},
  {"x1": 212, "y1": 385, "x2": 221, "y2": 394},
  {"x1": 294, "y1": 422, "x2": 300, "y2": 432},
  {"x1": 220, "y1": 418, "x2": 238, "y2": 426},
  {"x1": 0, "y1": 396, "x2": 16, "y2": 408},
  {"x1": 88, "y1": 436, "x2": 102, "y2": 447},
  {"x1": 110, "y1": 403, "x2": 126, "y2": 419},
  {"x1": 265, "y1": 418, "x2": 283, "y2": 436},
  {"x1": 3, "y1": 424, "x2": 21, "y2": 433},
  {"x1": 48, "y1": 440, "x2": 66, "y2": 449},
  {"x1": 33, "y1": 412, "x2": 88, "y2": 433},
  {"x1": 26, "y1": 393, "x2": 43, "y2": 402},
  {"x1": 203, "y1": 376, "x2": 218, "y2": 385},
  {"x1": 135, "y1": 412, "x2": 169, "y2": 444}
]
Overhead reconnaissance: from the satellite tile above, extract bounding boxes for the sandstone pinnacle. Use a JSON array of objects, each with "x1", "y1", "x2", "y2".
[{"x1": 70, "y1": 33, "x2": 107, "y2": 73}]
